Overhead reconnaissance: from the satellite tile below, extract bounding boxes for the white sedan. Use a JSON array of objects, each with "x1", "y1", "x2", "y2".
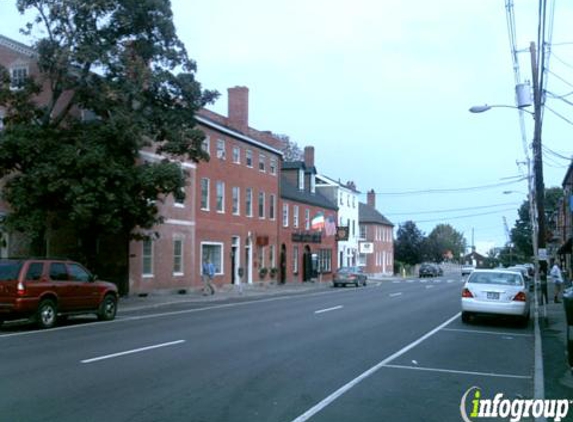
[{"x1": 461, "y1": 269, "x2": 531, "y2": 325}]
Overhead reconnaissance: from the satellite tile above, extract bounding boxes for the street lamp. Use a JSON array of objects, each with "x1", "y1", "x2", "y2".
[{"x1": 469, "y1": 104, "x2": 534, "y2": 116}]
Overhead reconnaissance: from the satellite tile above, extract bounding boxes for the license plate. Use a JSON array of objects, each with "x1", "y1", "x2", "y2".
[{"x1": 487, "y1": 292, "x2": 500, "y2": 300}]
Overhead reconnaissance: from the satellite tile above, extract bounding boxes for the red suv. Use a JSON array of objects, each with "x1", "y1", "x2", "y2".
[{"x1": 0, "y1": 259, "x2": 118, "y2": 329}]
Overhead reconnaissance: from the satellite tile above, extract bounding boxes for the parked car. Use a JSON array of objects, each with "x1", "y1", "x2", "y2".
[
  {"x1": 333, "y1": 267, "x2": 367, "y2": 287},
  {"x1": 506, "y1": 265, "x2": 534, "y2": 292},
  {"x1": 461, "y1": 264, "x2": 475, "y2": 276},
  {"x1": 419, "y1": 263, "x2": 439, "y2": 278},
  {"x1": 461, "y1": 269, "x2": 530, "y2": 325},
  {"x1": 0, "y1": 259, "x2": 118, "y2": 329}
]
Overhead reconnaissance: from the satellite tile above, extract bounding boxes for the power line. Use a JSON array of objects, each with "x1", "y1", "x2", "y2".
[
  {"x1": 545, "y1": 104, "x2": 573, "y2": 126},
  {"x1": 385, "y1": 202, "x2": 522, "y2": 216},
  {"x1": 401, "y1": 208, "x2": 518, "y2": 224},
  {"x1": 368, "y1": 178, "x2": 527, "y2": 196}
]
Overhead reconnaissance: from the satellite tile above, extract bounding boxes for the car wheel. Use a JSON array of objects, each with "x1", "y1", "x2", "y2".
[
  {"x1": 36, "y1": 299, "x2": 57, "y2": 329},
  {"x1": 355, "y1": 280, "x2": 360, "y2": 287},
  {"x1": 461, "y1": 311, "x2": 472, "y2": 324},
  {"x1": 98, "y1": 294, "x2": 117, "y2": 321}
]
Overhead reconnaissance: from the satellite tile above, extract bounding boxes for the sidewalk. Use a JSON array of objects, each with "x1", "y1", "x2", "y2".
[
  {"x1": 118, "y1": 276, "x2": 399, "y2": 312},
  {"x1": 538, "y1": 283, "x2": 573, "y2": 413}
]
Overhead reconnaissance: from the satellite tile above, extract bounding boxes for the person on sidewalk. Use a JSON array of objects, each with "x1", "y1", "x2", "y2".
[
  {"x1": 550, "y1": 260, "x2": 564, "y2": 303},
  {"x1": 202, "y1": 259, "x2": 216, "y2": 296}
]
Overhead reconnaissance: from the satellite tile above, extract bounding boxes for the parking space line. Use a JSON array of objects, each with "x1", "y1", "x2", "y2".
[
  {"x1": 442, "y1": 328, "x2": 533, "y2": 337},
  {"x1": 381, "y1": 364, "x2": 531, "y2": 380},
  {"x1": 289, "y1": 312, "x2": 460, "y2": 422},
  {"x1": 389, "y1": 292, "x2": 403, "y2": 298},
  {"x1": 425, "y1": 285, "x2": 434, "y2": 289},
  {"x1": 81, "y1": 340, "x2": 186, "y2": 364},
  {"x1": 315, "y1": 306, "x2": 343, "y2": 315}
]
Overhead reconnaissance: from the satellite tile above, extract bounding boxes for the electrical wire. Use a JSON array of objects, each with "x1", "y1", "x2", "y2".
[
  {"x1": 544, "y1": 104, "x2": 573, "y2": 126},
  {"x1": 401, "y1": 208, "x2": 518, "y2": 224},
  {"x1": 366, "y1": 178, "x2": 527, "y2": 196},
  {"x1": 385, "y1": 202, "x2": 522, "y2": 217}
]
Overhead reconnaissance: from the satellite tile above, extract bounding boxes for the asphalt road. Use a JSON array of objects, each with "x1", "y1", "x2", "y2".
[{"x1": 0, "y1": 274, "x2": 535, "y2": 422}]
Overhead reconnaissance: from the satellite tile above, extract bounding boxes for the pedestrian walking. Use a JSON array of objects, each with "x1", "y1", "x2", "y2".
[
  {"x1": 202, "y1": 259, "x2": 216, "y2": 296},
  {"x1": 550, "y1": 260, "x2": 564, "y2": 303}
]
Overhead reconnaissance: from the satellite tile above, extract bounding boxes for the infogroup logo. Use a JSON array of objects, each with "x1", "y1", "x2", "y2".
[{"x1": 460, "y1": 386, "x2": 571, "y2": 422}]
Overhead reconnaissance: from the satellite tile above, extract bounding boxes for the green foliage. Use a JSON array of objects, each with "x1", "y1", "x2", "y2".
[
  {"x1": 395, "y1": 220, "x2": 425, "y2": 266},
  {"x1": 0, "y1": 0, "x2": 217, "y2": 259},
  {"x1": 423, "y1": 224, "x2": 466, "y2": 263}
]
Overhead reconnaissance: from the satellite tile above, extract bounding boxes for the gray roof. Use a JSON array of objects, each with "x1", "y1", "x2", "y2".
[
  {"x1": 359, "y1": 203, "x2": 393, "y2": 226},
  {"x1": 280, "y1": 176, "x2": 337, "y2": 210}
]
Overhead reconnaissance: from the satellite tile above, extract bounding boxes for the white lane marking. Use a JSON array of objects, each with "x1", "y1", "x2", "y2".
[
  {"x1": 389, "y1": 292, "x2": 403, "y2": 298},
  {"x1": 81, "y1": 340, "x2": 185, "y2": 364},
  {"x1": 392, "y1": 280, "x2": 400, "y2": 284},
  {"x1": 406, "y1": 280, "x2": 415, "y2": 283},
  {"x1": 382, "y1": 364, "x2": 531, "y2": 379},
  {"x1": 315, "y1": 305, "x2": 343, "y2": 315},
  {"x1": 425, "y1": 285, "x2": 435, "y2": 289},
  {"x1": 447, "y1": 280, "x2": 455, "y2": 284},
  {"x1": 442, "y1": 328, "x2": 533, "y2": 337},
  {"x1": 289, "y1": 312, "x2": 461, "y2": 422}
]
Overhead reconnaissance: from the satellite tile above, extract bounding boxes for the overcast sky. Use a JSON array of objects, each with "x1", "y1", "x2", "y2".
[{"x1": 1, "y1": 0, "x2": 572, "y2": 255}]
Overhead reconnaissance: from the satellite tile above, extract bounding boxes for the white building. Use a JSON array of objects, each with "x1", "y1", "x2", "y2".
[{"x1": 315, "y1": 175, "x2": 360, "y2": 268}]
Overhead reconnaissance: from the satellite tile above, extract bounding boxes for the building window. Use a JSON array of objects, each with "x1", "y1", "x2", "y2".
[
  {"x1": 245, "y1": 187, "x2": 253, "y2": 217},
  {"x1": 246, "y1": 149, "x2": 253, "y2": 167},
  {"x1": 339, "y1": 193, "x2": 343, "y2": 205},
  {"x1": 142, "y1": 239, "x2": 154, "y2": 277},
  {"x1": 269, "y1": 245, "x2": 276, "y2": 268},
  {"x1": 310, "y1": 174, "x2": 316, "y2": 194},
  {"x1": 10, "y1": 66, "x2": 28, "y2": 89},
  {"x1": 201, "y1": 243, "x2": 223, "y2": 275},
  {"x1": 282, "y1": 203, "x2": 289, "y2": 227},
  {"x1": 318, "y1": 249, "x2": 332, "y2": 273},
  {"x1": 259, "y1": 154, "x2": 266, "y2": 172},
  {"x1": 201, "y1": 135, "x2": 210, "y2": 154},
  {"x1": 232, "y1": 186, "x2": 240, "y2": 215},
  {"x1": 293, "y1": 246, "x2": 299, "y2": 274},
  {"x1": 200, "y1": 178, "x2": 210, "y2": 210},
  {"x1": 293, "y1": 205, "x2": 299, "y2": 228},
  {"x1": 305, "y1": 209, "x2": 310, "y2": 230},
  {"x1": 270, "y1": 158, "x2": 277, "y2": 175},
  {"x1": 298, "y1": 169, "x2": 304, "y2": 190},
  {"x1": 269, "y1": 194, "x2": 276, "y2": 220},
  {"x1": 216, "y1": 139, "x2": 226, "y2": 160},
  {"x1": 258, "y1": 191, "x2": 265, "y2": 219},
  {"x1": 233, "y1": 146, "x2": 240, "y2": 164},
  {"x1": 359, "y1": 224, "x2": 367, "y2": 240},
  {"x1": 216, "y1": 181, "x2": 225, "y2": 213},
  {"x1": 173, "y1": 238, "x2": 184, "y2": 275},
  {"x1": 357, "y1": 253, "x2": 367, "y2": 266}
]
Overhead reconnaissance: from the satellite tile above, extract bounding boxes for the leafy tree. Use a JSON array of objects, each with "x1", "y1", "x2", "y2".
[
  {"x1": 395, "y1": 220, "x2": 425, "y2": 266},
  {"x1": 422, "y1": 224, "x2": 466, "y2": 263},
  {"x1": 277, "y1": 134, "x2": 303, "y2": 161},
  {"x1": 510, "y1": 186, "x2": 563, "y2": 261},
  {"x1": 0, "y1": 0, "x2": 217, "y2": 288}
]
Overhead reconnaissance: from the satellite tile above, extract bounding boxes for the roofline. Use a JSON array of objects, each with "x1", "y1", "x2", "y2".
[
  {"x1": 195, "y1": 115, "x2": 283, "y2": 157},
  {"x1": 315, "y1": 173, "x2": 361, "y2": 193},
  {"x1": 0, "y1": 34, "x2": 37, "y2": 57}
]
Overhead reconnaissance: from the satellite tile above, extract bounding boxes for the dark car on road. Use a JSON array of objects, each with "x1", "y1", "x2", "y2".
[
  {"x1": 333, "y1": 266, "x2": 367, "y2": 287},
  {"x1": 419, "y1": 263, "x2": 440, "y2": 278},
  {"x1": 0, "y1": 259, "x2": 118, "y2": 329}
]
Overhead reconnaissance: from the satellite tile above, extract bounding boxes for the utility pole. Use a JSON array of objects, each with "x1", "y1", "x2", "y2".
[{"x1": 530, "y1": 41, "x2": 548, "y2": 302}]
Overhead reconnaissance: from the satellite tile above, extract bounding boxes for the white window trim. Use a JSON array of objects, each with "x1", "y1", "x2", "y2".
[
  {"x1": 216, "y1": 139, "x2": 226, "y2": 160},
  {"x1": 293, "y1": 205, "x2": 299, "y2": 228},
  {"x1": 201, "y1": 178, "x2": 210, "y2": 211},
  {"x1": 216, "y1": 181, "x2": 225, "y2": 213},
  {"x1": 258, "y1": 191, "x2": 266, "y2": 219},
  {"x1": 142, "y1": 240, "x2": 154, "y2": 278},
  {"x1": 202, "y1": 135, "x2": 211, "y2": 154},
  {"x1": 232, "y1": 186, "x2": 240, "y2": 216},
  {"x1": 200, "y1": 242, "x2": 225, "y2": 276},
  {"x1": 283, "y1": 203, "x2": 289, "y2": 227},
  {"x1": 246, "y1": 149, "x2": 253, "y2": 168},
  {"x1": 173, "y1": 237, "x2": 184, "y2": 276},
  {"x1": 269, "y1": 194, "x2": 276, "y2": 221},
  {"x1": 233, "y1": 146, "x2": 241, "y2": 164}
]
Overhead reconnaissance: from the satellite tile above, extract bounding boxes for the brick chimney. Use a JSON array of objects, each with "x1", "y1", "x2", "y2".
[
  {"x1": 367, "y1": 189, "x2": 376, "y2": 208},
  {"x1": 228, "y1": 86, "x2": 249, "y2": 133},
  {"x1": 304, "y1": 146, "x2": 315, "y2": 168}
]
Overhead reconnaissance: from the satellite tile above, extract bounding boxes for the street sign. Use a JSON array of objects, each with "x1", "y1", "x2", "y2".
[{"x1": 538, "y1": 248, "x2": 548, "y2": 261}]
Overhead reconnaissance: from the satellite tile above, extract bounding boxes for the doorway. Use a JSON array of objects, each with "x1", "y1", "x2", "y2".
[{"x1": 302, "y1": 245, "x2": 312, "y2": 282}]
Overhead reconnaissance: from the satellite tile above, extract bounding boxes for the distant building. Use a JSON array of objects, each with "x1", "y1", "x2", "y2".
[
  {"x1": 358, "y1": 190, "x2": 394, "y2": 275},
  {"x1": 279, "y1": 147, "x2": 338, "y2": 282},
  {"x1": 315, "y1": 175, "x2": 360, "y2": 268}
]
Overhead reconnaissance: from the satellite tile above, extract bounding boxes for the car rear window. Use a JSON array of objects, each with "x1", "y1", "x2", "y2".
[
  {"x1": 469, "y1": 272, "x2": 523, "y2": 286},
  {"x1": 0, "y1": 261, "x2": 23, "y2": 281}
]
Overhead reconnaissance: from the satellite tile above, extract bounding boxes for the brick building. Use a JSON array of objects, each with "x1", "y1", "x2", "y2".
[
  {"x1": 358, "y1": 190, "x2": 394, "y2": 275},
  {"x1": 279, "y1": 147, "x2": 338, "y2": 283},
  {"x1": 193, "y1": 87, "x2": 283, "y2": 287}
]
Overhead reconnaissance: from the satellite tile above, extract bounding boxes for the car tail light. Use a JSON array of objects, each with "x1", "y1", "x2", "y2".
[
  {"x1": 512, "y1": 292, "x2": 527, "y2": 302},
  {"x1": 17, "y1": 281, "x2": 26, "y2": 296},
  {"x1": 462, "y1": 288, "x2": 473, "y2": 298}
]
